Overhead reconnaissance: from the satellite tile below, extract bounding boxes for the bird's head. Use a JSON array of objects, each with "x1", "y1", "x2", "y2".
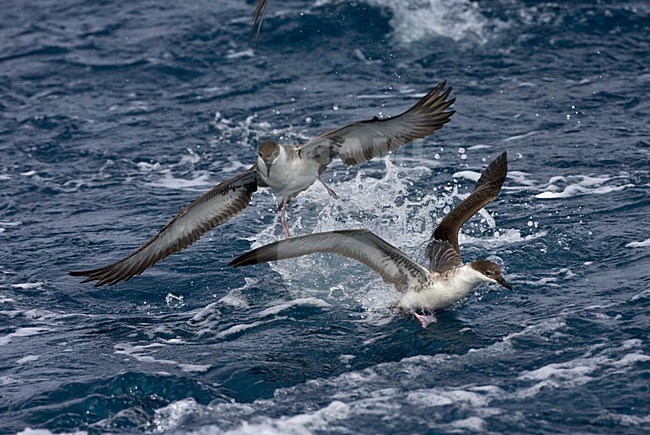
[
  {"x1": 258, "y1": 140, "x2": 280, "y2": 178},
  {"x1": 469, "y1": 259, "x2": 513, "y2": 291}
]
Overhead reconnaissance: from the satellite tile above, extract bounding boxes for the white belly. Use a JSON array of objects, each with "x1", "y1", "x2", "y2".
[
  {"x1": 260, "y1": 156, "x2": 320, "y2": 197},
  {"x1": 396, "y1": 266, "x2": 483, "y2": 312},
  {"x1": 397, "y1": 281, "x2": 460, "y2": 311}
]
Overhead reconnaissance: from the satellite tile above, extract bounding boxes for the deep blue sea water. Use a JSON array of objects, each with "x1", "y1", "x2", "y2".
[{"x1": 1, "y1": 0, "x2": 649, "y2": 433}]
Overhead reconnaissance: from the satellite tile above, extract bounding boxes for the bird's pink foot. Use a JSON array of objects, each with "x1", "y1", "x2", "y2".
[
  {"x1": 413, "y1": 312, "x2": 437, "y2": 328},
  {"x1": 281, "y1": 219, "x2": 291, "y2": 238},
  {"x1": 280, "y1": 200, "x2": 291, "y2": 238}
]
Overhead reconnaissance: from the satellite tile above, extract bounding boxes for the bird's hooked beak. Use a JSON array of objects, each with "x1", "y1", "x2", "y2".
[
  {"x1": 497, "y1": 276, "x2": 513, "y2": 291},
  {"x1": 264, "y1": 160, "x2": 272, "y2": 178},
  {"x1": 258, "y1": 140, "x2": 279, "y2": 179}
]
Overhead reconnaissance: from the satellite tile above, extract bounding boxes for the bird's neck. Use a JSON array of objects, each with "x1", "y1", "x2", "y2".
[{"x1": 444, "y1": 265, "x2": 489, "y2": 297}]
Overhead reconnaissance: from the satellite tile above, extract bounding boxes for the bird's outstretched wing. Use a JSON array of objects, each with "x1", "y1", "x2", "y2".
[
  {"x1": 297, "y1": 81, "x2": 455, "y2": 167},
  {"x1": 426, "y1": 152, "x2": 508, "y2": 268},
  {"x1": 249, "y1": 0, "x2": 270, "y2": 46},
  {"x1": 70, "y1": 166, "x2": 259, "y2": 287},
  {"x1": 230, "y1": 229, "x2": 429, "y2": 293}
]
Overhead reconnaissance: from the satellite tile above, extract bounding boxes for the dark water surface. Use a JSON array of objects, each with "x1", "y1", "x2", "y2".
[{"x1": 1, "y1": 0, "x2": 649, "y2": 433}]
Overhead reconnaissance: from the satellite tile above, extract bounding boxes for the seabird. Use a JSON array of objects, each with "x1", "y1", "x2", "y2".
[
  {"x1": 70, "y1": 82, "x2": 454, "y2": 286},
  {"x1": 230, "y1": 152, "x2": 513, "y2": 328}
]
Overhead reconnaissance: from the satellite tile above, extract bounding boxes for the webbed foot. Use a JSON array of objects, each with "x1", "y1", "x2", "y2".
[
  {"x1": 413, "y1": 312, "x2": 437, "y2": 329},
  {"x1": 279, "y1": 197, "x2": 291, "y2": 238}
]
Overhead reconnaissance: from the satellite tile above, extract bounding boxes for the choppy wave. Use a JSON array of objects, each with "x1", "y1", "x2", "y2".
[
  {"x1": 626, "y1": 238, "x2": 650, "y2": 248},
  {"x1": 150, "y1": 317, "x2": 649, "y2": 433},
  {"x1": 536, "y1": 174, "x2": 635, "y2": 199},
  {"x1": 2, "y1": 0, "x2": 649, "y2": 433}
]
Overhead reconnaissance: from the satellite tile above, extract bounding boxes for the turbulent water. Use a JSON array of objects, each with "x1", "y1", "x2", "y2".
[{"x1": 1, "y1": 0, "x2": 649, "y2": 433}]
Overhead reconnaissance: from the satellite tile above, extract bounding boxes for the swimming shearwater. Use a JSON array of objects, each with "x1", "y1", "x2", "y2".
[
  {"x1": 230, "y1": 152, "x2": 512, "y2": 328},
  {"x1": 70, "y1": 82, "x2": 454, "y2": 286}
]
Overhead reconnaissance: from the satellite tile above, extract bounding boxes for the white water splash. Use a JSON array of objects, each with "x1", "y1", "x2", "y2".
[
  {"x1": 248, "y1": 157, "x2": 532, "y2": 313},
  {"x1": 367, "y1": 0, "x2": 502, "y2": 45}
]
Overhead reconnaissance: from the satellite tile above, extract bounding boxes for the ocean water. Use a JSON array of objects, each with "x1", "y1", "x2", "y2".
[{"x1": 1, "y1": 0, "x2": 649, "y2": 433}]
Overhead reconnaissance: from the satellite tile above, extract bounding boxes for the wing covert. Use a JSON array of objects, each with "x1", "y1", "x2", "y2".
[{"x1": 424, "y1": 239, "x2": 462, "y2": 273}]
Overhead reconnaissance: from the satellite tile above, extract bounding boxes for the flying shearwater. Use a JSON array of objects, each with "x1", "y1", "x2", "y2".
[
  {"x1": 70, "y1": 82, "x2": 454, "y2": 287},
  {"x1": 230, "y1": 152, "x2": 512, "y2": 328}
]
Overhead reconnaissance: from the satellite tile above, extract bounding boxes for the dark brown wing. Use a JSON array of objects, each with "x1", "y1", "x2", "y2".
[
  {"x1": 70, "y1": 166, "x2": 259, "y2": 287},
  {"x1": 230, "y1": 229, "x2": 430, "y2": 293},
  {"x1": 249, "y1": 0, "x2": 270, "y2": 46},
  {"x1": 298, "y1": 82, "x2": 455, "y2": 167},
  {"x1": 426, "y1": 152, "x2": 508, "y2": 265}
]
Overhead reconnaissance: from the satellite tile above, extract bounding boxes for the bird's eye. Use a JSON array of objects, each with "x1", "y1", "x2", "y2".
[{"x1": 486, "y1": 270, "x2": 493, "y2": 275}]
